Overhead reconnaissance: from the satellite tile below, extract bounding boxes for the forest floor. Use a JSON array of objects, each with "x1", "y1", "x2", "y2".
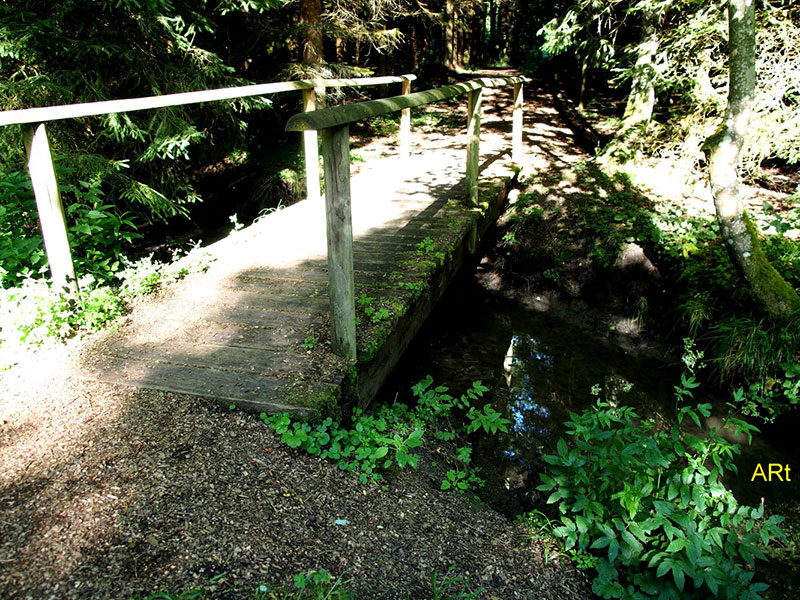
[{"x1": 0, "y1": 72, "x2": 595, "y2": 600}]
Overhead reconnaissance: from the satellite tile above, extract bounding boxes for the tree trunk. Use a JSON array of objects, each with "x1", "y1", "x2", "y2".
[
  {"x1": 335, "y1": 37, "x2": 344, "y2": 63},
  {"x1": 300, "y1": 0, "x2": 323, "y2": 65},
  {"x1": 471, "y1": 6, "x2": 485, "y2": 65},
  {"x1": 578, "y1": 53, "x2": 587, "y2": 111},
  {"x1": 489, "y1": 0, "x2": 498, "y2": 62},
  {"x1": 444, "y1": 0, "x2": 455, "y2": 69},
  {"x1": 707, "y1": 0, "x2": 800, "y2": 318},
  {"x1": 622, "y1": 10, "x2": 659, "y2": 129}
]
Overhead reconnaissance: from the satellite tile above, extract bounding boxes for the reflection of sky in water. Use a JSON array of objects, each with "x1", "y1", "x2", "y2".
[{"x1": 505, "y1": 335, "x2": 553, "y2": 441}]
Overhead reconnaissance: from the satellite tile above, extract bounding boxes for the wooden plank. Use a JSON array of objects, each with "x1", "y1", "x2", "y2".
[
  {"x1": 0, "y1": 74, "x2": 418, "y2": 126},
  {"x1": 321, "y1": 123, "x2": 357, "y2": 361},
  {"x1": 22, "y1": 123, "x2": 78, "y2": 294},
  {"x1": 286, "y1": 77, "x2": 526, "y2": 132},
  {"x1": 197, "y1": 305, "x2": 322, "y2": 327},
  {"x1": 77, "y1": 355, "x2": 320, "y2": 415},
  {"x1": 512, "y1": 82, "x2": 523, "y2": 167},
  {"x1": 106, "y1": 340, "x2": 304, "y2": 375},
  {"x1": 179, "y1": 322, "x2": 317, "y2": 350},
  {"x1": 466, "y1": 88, "x2": 482, "y2": 208}
]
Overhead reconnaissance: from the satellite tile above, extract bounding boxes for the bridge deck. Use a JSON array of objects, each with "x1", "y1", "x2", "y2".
[{"x1": 74, "y1": 85, "x2": 524, "y2": 416}]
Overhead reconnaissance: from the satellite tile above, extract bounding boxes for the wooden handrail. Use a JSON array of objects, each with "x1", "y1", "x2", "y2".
[
  {"x1": 284, "y1": 76, "x2": 528, "y2": 361},
  {"x1": 286, "y1": 76, "x2": 524, "y2": 132},
  {"x1": 0, "y1": 74, "x2": 417, "y2": 126},
  {"x1": 0, "y1": 74, "x2": 417, "y2": 295}
]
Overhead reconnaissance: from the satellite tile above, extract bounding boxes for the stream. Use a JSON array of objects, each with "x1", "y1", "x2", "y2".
[{"x1": 374, "y1": 269, "x2": 800, "y2": 528}]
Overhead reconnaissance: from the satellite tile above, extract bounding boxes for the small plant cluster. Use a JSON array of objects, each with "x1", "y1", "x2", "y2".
[
  {"x1": 301, "y1": 335, "x2": 318, "y2": 351},
  {"x1": 537, "y1": 349, "x2": 785, "y2": 600},
  {"x1": 135, "y1": 566, "x2": 481, "y2": 600},
  {"x1": 262, "y1": 376, "x2": 509, "y2": 491},
  {"x1": 518, "y1": 510, "x2": 598, "y2": 570},
  {"x1": 734, "y1": 362, "x2": 800, "y2": 422},
  {"x1": 0, "y1": 244, "x2": 213, "y2": 350},
  {"x1": 415, "y1": 236, "x2": 446, "y2": 263},
  {"x1": 356, "y1": 292, "x2": 391, "y2": 325}
]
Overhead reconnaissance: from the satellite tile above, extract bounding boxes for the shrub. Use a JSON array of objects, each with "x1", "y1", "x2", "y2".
[
  {"x1": 0, "y1": 244, "x2": 212, "y2": 349},
  {"x1": 0, "y1": 166, "x2": 141, "y2": 288},
  {"x1": 538, "y1": 360, "x2": 785, "y2": 599}
]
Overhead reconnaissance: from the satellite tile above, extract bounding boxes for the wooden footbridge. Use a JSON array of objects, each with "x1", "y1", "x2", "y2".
[{"x1": 0, "y1": 72, "x2": 530, "y2": 416}]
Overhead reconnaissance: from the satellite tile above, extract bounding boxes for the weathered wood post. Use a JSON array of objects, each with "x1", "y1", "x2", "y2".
[
  {"x1": 320, "y1": 124, "x2": 357, "y2": 361},
  {"x1": 22, "y1": 123, "x2": 78, "y2": 295},
  {"x1": 302, "y1": 87, "x2": 321, "y2": 202},
  {"x1": 512, "y1": 81, "x2": 523, "y2": 168},
  {"x1": 466, "y1": 87, "x2": 482, "y2": 207},
  {"x1": 399, "y1": 76, "x2": 412, "y2": 158}
]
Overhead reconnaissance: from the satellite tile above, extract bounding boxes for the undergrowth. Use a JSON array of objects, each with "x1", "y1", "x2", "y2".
[
  {"x1": 0, "y1": 244, "x2": 213, "y2": 354},
  {"x1": 134, "y1": 566, "x2": 481, "y2": 600},
  {"x1": 500, "y1": 161, "x2": 800, "y2": 420},
  {"x1": 261, "y1": 376, "x2": 509, "y2": 492},
  {"x1": 536, "y1": 344, "x2": 786, "y2": 599}
]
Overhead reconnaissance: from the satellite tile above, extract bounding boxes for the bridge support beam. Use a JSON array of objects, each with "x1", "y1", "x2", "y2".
[
  {"x1": 320, "y1": 123, "x2": 357, "y2": 361},
  {"x1": 399, "y1": 76, "x2": 412, "y2": 158},
  {"x1": 512, "y1": 82, "x2": 524, "y2": 168},
  {"x1": 22, "y1": 122, "x2": 78, "y2": 295},
  {"x1": 302, "y1": 87, "x2": 322, "y2": 203},
  {"x1": 466, "y1": 88, "x2": 482, "y2": 206}
]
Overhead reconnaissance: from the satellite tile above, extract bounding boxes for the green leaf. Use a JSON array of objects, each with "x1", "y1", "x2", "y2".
[
  {"x1": 671, "y1": 563, "x2": 685, "y2": 591},
  {"x1": 405, "y1": 429, "x2": 424, "y2": 448},
  {"x1": 656, "y1": 558, "x2": 672, "y2": 578},
  {"x1": 557, "y1": 438, "x2": 569, "y2": 459},
  {"x1": 665, "y1": 538, "x2": 685, "y2": 553},
  {"x1": 373, "y1": 446, "x2": 388, "y2": 459},
  {"x1": 441, "y1": 480, "x2": 451, "y2": 490}
]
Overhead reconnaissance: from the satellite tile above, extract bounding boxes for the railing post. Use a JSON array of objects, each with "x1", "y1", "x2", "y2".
[
  {"x1": 512, "y1": 81, "x2": 523, "y2": 168},
  {"x1": 22, "y1": 123, "x2": 78, "y2": 295},
  {"x1": 399, "y1": 76, "x2": 412, "y2": 158},
  {"x1": 302, "y1": 87, "x2": 321, "y2": 202},
  {"x1": 320, "y1": 124, "x2": 357, "y2": 361},
  {"x1": 466, "y1": 88, "x2": 482, "y2": 207}
]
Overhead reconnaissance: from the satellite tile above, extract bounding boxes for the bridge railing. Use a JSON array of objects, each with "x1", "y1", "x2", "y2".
[
  {"x1": 286, "y1": 75, "x2": 527, "y2": 361},
  {"x1": 0, "y1": 74, "x2": 417, "y2": 294}
]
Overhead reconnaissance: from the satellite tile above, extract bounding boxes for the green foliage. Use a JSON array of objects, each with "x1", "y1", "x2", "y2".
[
  {"x1": 416, "y1": 237, "x2": 435, "y2": 256},
  {"x1": 301, "y1": 336, "x2": 319, "y2": 351},
  {"x1": 0, "y1": 167, "x2": 142, "y2": 288},
  {"x1": 356, "y1": 292, "x2": 392, "y2": 324},
  {"x1": 465, "y1": 403, "x2": 511, "y2": 435},
  {"x1": 0, "y1": 0, "x2": 273, "y2": 224},
  {"x1": 396, "y1": 280, "x2": 424, "y2": 292},
  {"x1": 253, "y1": 569, "x2": 353, "y2": 600},
  {"x1": 262, "y1": 377, "x2": 499, "y2": 492},
  {"x1": 428, "y1": 566, "x2": 482, "y2": 600},
  {"x1": 134, "y1": 565, "x2": 481, "y2": 600},
  {"x1": 0, "y1": 244, "x2": 212, "y2": 349},
  {"x1": 537, "y1": 359, "x2": 785, "y2": 599}
]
